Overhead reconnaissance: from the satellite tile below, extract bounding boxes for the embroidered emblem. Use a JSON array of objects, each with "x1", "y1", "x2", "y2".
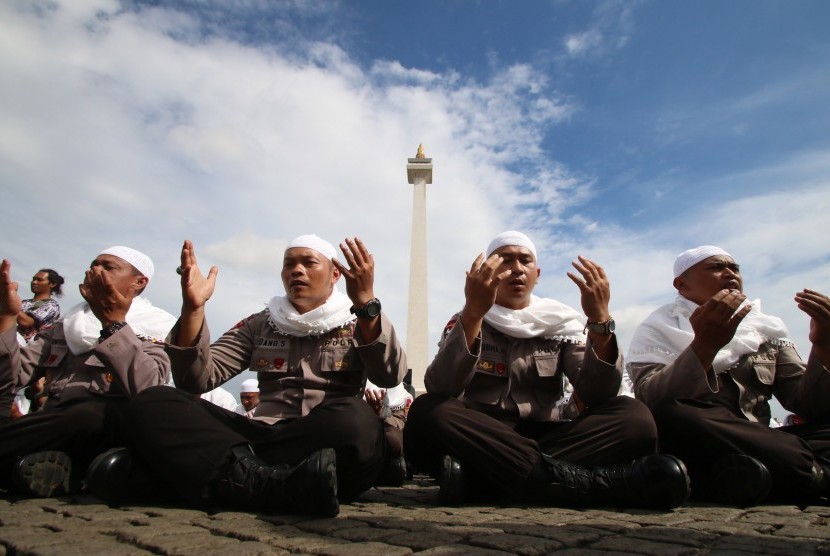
[
  {"x1": 274, "y1": 358, "x2": 285, "y2": 369},
  {"x1": 496, "y1": 363, "x2": 506, "y2": 375},
  {"x1": 442, "y1": 319, "x2": 457, "y2": 338},
  {"x1": 136, "y1": 334, "x2": 164, "y2": 344},
  {"x1": 476, "y1": 360, "x2": 494, "y2": 371},
  {"x1": 255, "y1": 358, "x2": 269, "y2": 369}
]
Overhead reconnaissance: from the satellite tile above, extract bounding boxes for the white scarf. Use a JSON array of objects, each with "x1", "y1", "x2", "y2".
[
  {"x1": 628, "y1": 295, "x2": 792, "y2": 372},
  {"x1": 266, "y1": 288, "x2": 355, "y2": 337},
  {"x1": 483, "y1": 295, "x2": 586, "y2": 342},
  {"x1": 62, "y1": 297, "x2": 177, "y2": 355}
]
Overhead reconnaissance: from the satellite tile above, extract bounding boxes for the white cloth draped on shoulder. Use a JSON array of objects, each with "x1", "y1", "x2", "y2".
[
  {"x1": 266, "y1": 288, "x2": 355, "y2": 337},
  {"x1": 483, "y1": 294, "x2": 586, "y2": 342},
  {"x1": 627, "y1": 295, "x2": 792, "y2": 372},
  {"x1": 62, "y1": 297, "x2": 177, "y2": 356}
]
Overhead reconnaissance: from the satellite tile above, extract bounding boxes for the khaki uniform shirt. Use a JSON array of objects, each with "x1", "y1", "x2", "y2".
[
  {"x1": 0, "y1": 323, "x2": 171, "y2": 408},
  {"x1": 629, "y1": 342, "x2": 830, "y2": 425},
  {"x1": 425, "y1": 313, "x2": 624, "y2": 424},
  {"x1": 166, "y1": 310, "x2": 408, "y2": 424}
]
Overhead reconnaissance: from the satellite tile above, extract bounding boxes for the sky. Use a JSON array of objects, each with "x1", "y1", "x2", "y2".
[{"x1": 2, "y1": 0, "x2": 829, "y2": 417}]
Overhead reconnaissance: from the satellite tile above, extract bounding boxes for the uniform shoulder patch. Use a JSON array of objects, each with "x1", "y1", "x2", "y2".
[
  {"x1": 229, "y1": 314, "x2": 257, "y2": 332},
  {"x1": 442, "y1": 318, "x2": 458, "y2": 338}
]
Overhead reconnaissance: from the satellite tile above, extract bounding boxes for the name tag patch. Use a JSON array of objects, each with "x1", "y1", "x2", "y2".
[{"x1": 256, "y1": 338, "x2": 290, "y2": 349}]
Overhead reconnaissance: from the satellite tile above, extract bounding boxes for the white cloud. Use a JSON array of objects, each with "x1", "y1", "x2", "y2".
[
  {"x1": 561, "y1": 0, "x2": 640, "y2": 59},
  {"x1": 564, "y1": 30, "x2": 602, "y2": 56}
]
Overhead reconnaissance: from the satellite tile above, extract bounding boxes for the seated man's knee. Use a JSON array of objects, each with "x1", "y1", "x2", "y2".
[
  {"x1": 651, "y1": 398, "x2": 701, "y2": 424},
  {"x1": 615, "y1": 398, "x2": 658, "y2": 446},
  {"x1": 406, "y1": 392, "x2": 457, "y2": 428},
  {"x1": 321, "y1": 396, "x2": 384, "y2": 444}
]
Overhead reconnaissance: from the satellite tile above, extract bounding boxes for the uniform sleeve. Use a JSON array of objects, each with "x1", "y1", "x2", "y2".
[
  {"x1": 565, "y1": 338, "x2": 624, "y2": 407},
  {"x1": 93, "y1": 324, "x2": 171, "y2": 396},
  {"x1": 165, "y1": 317, "x2": 254, "y2": 394},
  {"x1": 628, "y1": 346, "x2": 719, "y2": 410},
  {"x1": 0, "y1": 326, "x2": 50, "y2": 394},
  {"x1": 772, "y1": 344, "x2": 830, "y2": 421},
  {"x1": 424, "y1": 315, "x2": 480, "y2": 397},
  {"x1": 354, "y1": 312, "x2": 408, "y2": 388},
  {"x1": 0, "y1": 328, "x2": 20, "y2": 421}
]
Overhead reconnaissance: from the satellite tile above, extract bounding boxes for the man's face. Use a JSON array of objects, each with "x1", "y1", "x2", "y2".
[
  {"x1": 281, "y1": 247, "x2": 340, "y2": 314},
  {"x1": 239, "y1": 392, "x2": 260, "y2": 411},
  {"x1": 88, "y1": 254, "x2": 146, "y2": 297},
  {"x1": 493, "y1": 245, "x2": 540, "y2": 310},
  {"x1": 674, "y1": 255, "x2": 742, "y2": 305}
]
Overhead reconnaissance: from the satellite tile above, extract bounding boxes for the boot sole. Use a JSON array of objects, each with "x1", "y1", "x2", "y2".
[{"x1": 13, "y1": 451, "x2": 72, "y2": 498}]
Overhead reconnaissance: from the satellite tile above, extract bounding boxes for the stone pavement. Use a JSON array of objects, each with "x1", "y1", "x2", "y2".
[{"x1": 1, "y1": 475, "x2": 828, "y2": 555}]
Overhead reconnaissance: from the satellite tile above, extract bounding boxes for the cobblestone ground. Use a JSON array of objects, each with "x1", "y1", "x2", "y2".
[{"x1": 1, "y1": 476, "x2": 828, "y2": 555}]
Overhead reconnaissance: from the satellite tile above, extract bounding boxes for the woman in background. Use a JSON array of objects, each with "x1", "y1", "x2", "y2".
[{"x1": 17, "y1": 268, "x2": 64, "y2": 344}]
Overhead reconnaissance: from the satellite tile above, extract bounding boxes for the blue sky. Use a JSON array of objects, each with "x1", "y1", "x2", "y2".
[{"x1": 2, "y1": 0, "x2": 829, "y2": 416}]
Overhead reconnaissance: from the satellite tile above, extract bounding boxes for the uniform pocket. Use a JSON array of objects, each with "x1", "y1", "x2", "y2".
[
  {"x1": 465, "y1": 369, "x2": 507, "y2": 406},
  {"x1": 533, "y1": 353, "x2": 564, "y2": 407},
  {"x1": 751, "y1": 362, "x2": 775, "y2": 386}
]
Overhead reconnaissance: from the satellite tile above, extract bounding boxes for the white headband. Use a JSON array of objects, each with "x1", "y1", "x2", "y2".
[
  {"x1": 486, "y1": 231, "x2": 537, "y2": 259},
  {"x1": 240, "y1": 378, "x2": 259, "y2": 393},
  {"x1": 100, "y1": 246, "x2": 154, "y2": 280},
  {"x1": 673, "y1": 245, "x2": 732, "y2": 278},
  {"x1": 285, "y1": 234, "x2": 337, "y2": 261}
]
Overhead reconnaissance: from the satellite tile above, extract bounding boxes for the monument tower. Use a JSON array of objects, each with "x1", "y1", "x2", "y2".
[{"x1": 406, "y1": 144, "x2": 433, "y2": 392}]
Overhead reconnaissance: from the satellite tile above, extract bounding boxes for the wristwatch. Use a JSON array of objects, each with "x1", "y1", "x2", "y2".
[
  {"x1": 584, "y1": 317, "x2": 615, "y2": 335},
  {"x1": 350, "y1": 298, "x2": 382, "y2": 319},
  {"x1": 99, "y1": 321, "x2": 128, "y2": 340}
]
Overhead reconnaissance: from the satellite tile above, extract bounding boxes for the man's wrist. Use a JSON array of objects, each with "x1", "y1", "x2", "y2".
[{"x1": 99, "y1": 321, "x2": 128, "y2": 340}]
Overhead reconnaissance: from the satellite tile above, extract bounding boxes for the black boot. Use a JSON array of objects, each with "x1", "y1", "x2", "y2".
[
  {"x1": 211, "y1": 445, "x2": 339, "y2": 517},
  {"x1": 532, "y1": 453, "x2": 690, "y2": 510},
  {"x1": 375, "y1": 456, "x2": 407, "y2": 487},
  {"x1": 800, "y1": 461, "x2": 830, "y2": 505},
  {"x1": 84, "y1": 447, "x2": 167, "y2": 505},
  {"x1": 13, "y1": 451, "x2": 72, "y2": 498},
  {"x1": 438, "y1": 454, "x2": 466, "y2": 506},
  {"x1": 693, "y1": 454, "x2": 771, "y2": 507}
]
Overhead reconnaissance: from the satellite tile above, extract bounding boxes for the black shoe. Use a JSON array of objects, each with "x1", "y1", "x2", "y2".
[
  {"x1": 13, "y1": 451, "x2": 72, "y2": 497},
  {"x1": 212, "y1": 446, "x2": 339, "y2": 517},
  {"x1": 84, "y1": 447, "x2": 165, "y2": 505},
  {"x1": 438, "y1": 454, "x2": 466, "y2": 506},
  {"x1": 537, "y1": 453, "x2": 690, "y2": 510},
  {"x1": 695, "y1": 454, "x2": 772, "y2": 507},
  {"x1": 375, "y1": 456, "x2": 407, "y2": 487}
]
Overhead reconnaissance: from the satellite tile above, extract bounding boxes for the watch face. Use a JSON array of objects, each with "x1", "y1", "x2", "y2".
[
  {"x1": 589, "y1": 319, "x2": 614, "y2": 334},
  {"x1": 365, "y1": 299, "x2": 381, "y2": 317}
]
